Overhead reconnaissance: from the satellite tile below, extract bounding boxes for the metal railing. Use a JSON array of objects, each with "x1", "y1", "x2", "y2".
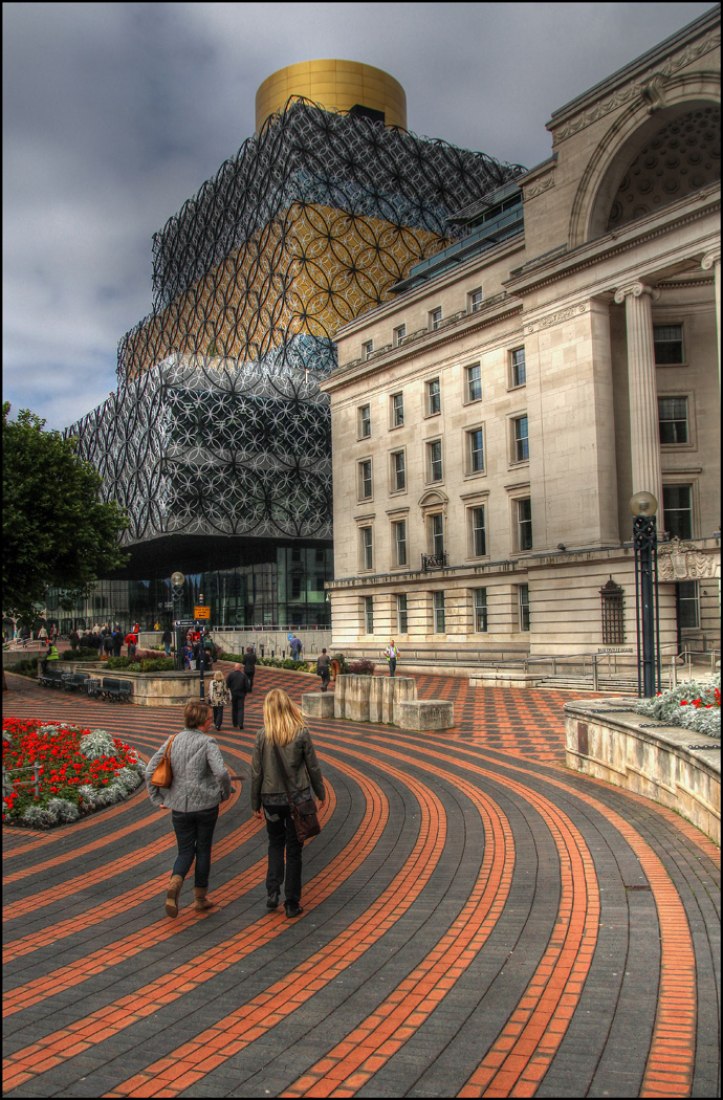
[{"x1": 3, "y1": 762, "x2": 42, "y2": 800}]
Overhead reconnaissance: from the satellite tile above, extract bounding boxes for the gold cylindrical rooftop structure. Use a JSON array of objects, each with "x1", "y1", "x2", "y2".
[{"x1": 255, "y1": 59, "x2": 407, "y2": 131}]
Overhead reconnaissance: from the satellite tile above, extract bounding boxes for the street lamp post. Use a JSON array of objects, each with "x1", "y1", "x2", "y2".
[
  {"x1": 630, "y1": 492, "x2": 661, "y2": 698},
  {"x1": 197, "y1": 593, "x2": 206, "y2": 702},
  {"x1": 171, "y1": 571, "x2": 185, "y2": 672}
]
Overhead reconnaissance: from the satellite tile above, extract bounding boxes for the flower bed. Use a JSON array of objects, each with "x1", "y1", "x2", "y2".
[
  {"x1": 2, "y1": 718, "x2": 145, "y2": 828},
  {"x1": 634, "y1": 676, "x2": 720, "y2": 738}
]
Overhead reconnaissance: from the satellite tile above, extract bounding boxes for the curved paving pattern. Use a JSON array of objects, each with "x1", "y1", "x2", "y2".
[{"x1": 2, "y1": 668, "x2": 720, "y2": 1098}]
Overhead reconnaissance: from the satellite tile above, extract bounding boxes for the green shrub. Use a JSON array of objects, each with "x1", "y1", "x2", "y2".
[
  {"x1": 59, "y1": 648, "x2": 100, "y2": 662},
  {"x1": 347, "y1": 659, "x2": 375, "y2": 676},
  {"x1": 635, "y1": 676, "x2": 720, "y2": 739},
  {"x1": 8, "y1": 659, "x2": 39, "y2": 678}
]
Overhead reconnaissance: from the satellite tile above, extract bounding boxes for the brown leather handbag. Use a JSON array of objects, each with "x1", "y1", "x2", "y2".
[{"x1": 151, "y1": 735, "x2": 175, "y2": 788}]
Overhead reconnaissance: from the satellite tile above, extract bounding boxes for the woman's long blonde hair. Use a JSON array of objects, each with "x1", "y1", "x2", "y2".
[{"x1": 263, "y1": 688, "x2": 304, "y2": 746}]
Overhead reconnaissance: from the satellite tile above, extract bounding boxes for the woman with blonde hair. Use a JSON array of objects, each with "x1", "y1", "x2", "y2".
[
  {"x1": 145, "y1": 700, "x2": 235, "y2": 917},
  {"x1": 250, "y1": 688, "x2": 325, "y2": 918}
]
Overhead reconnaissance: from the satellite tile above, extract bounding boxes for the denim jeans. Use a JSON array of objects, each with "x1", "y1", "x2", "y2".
[
  {"x1": 212, "y1": 705, "x2": 224, "y2": 729},
  {"x1": 263, "y1": 804, "x2": 303, "y2": 904},
  {"x1": 171, "y1": 804, "x2": 220, "y2": 888}
]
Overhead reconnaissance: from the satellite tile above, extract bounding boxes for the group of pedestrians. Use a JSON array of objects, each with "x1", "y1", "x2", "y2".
[
  {"x1": 145, "y1": 686, "x2": 325, "y2": 921},
  {"x1": 205, "y1": 646, "x2": 256, "y2": 729}
]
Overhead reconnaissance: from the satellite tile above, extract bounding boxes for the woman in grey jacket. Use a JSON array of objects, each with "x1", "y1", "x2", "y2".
[
  {"x1": 146, "y1": 700, "x2": 235, "y2": 918},
  {"x1": 251, "y1": 688, "x2": 325, "y2": 918}
]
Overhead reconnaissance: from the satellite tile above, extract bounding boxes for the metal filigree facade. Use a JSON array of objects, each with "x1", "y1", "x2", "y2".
[{"x1": 70, "y1": 99, "x2": 525, "y2": 562}]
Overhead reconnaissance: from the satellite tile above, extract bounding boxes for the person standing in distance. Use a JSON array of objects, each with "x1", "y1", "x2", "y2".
[
  {"x1": 384, "y1": 639, "x2": 399, "y2": 677},
  {"x1": 226, "y1": 663, "x2": 251, "y2": 729}
]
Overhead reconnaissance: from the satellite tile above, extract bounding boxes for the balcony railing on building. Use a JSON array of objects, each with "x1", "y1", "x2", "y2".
[{"x1": 421, "y1": 551, "x2": 448, "y2": 572}]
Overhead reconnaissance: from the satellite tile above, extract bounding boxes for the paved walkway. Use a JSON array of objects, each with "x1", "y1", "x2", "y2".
[{"x1": 2, "y1": 668, "x2": 720, "y2": 1098}]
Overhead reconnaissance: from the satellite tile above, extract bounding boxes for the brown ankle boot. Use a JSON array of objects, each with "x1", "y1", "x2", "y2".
[
  {"x1": 193, "y1": 887, "x2": 217, "y2": 911},
  {"x1": 165, "y1": 874, "x2": 184, "y2": 918}
]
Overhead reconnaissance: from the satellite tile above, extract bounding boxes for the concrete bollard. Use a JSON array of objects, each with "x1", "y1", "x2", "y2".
[
  {"x1": 391, "y1": 677, "x2": 418, "y2": 723},
  {"x1": 395, "y1": 699, "x2": 455, "y2": 731},
  {"x1": 301, "y1": 692, "x2": 335, "y2": 719},
  {"x1": 343, "y1": 674, "x2": 372, "y2": 722}
]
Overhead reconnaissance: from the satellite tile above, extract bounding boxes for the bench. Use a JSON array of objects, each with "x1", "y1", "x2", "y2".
[
  {"x1": 86, "y1": 677, "x2": 103, "y2": 698},
  {"x1": 101, "y1": 677, "x2": 133, "y2": 703},
  {"x1": 38, "y1": 665, "x2": 65, "y2": 689},
  {"x1": 61, "y1": 672, "x2": 91, "y2": 693}
]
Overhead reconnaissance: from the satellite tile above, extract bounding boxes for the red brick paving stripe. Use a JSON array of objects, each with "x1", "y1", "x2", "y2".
[
  {"x1": 2, "y1": 759, "x2": 384, "y2": 1092},
  {"x1": 104, "y1": 753, "x2": 449, "y2": 1098}
]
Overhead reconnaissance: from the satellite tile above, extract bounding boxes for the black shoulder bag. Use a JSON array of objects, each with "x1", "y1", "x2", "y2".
[{"x1": 269, "y1": 734, "x2": 321, "y2": 843}]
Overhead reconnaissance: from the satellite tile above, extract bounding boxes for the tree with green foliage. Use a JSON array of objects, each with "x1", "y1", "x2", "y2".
[{"x1": 2, "y1": 403, "x2": 129, "y2": 624}]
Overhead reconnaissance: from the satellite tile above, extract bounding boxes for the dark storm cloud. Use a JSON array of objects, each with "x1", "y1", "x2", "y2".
[{"x1": 3, "y1": 2, "x2": 715, "y2": 429}]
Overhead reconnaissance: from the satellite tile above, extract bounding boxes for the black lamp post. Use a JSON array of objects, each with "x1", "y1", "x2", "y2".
[
  {"x1": 197, "y1": 593, "x2": 206, "y2": 702},
  {"x1": 171, "y1": 571, "x2": 185, "y2": 672},
  {"x1": 630, "y1": 491, "x2": 661, "y2": 698}
]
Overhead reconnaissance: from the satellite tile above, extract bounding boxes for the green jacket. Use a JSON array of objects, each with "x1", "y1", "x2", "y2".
[
  {"x1": 250, "y1": 726, "x2": 325, "y2": 810},
  {"x1": 46, "y1": 645, "x2": 60, "y2": 661}
]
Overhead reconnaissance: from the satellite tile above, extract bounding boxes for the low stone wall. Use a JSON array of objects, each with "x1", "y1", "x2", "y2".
[
  {"x1": 59, "y1": 663, "x2": 203, "y2": 708},
  {"x1": 303, "y1": 675, "x2": 454, "y2": 732},
  {"x1": 565, "y1": 699, "x2": 720, "y2": 846}
]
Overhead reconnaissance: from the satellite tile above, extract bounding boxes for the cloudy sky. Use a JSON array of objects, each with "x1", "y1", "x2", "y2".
[{"x1": 3, "y1": 1, "x2": 715, "y2": 430}]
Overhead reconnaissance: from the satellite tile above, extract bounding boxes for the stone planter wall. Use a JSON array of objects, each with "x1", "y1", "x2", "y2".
[
  {"x1": 565, "y1": 698, "x2": 720, "y2": 846},
  {"x1": 305, "y1": 675, "x2": 454, "y2": 732},
  {"x1": 59, "y1": 663, "x2": 202, "y2": 708}
]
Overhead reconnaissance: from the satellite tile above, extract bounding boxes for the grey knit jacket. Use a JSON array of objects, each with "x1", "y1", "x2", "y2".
[
  {"x1": 250, "y1": 727, "x2": 325, "y2": 811},
  {"x1": 145, "y1": 727, "x2": 233, "y2": 812}
]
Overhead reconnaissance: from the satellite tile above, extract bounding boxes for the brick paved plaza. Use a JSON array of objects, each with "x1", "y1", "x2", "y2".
[{"x1": 3, "y1": 666, "x2": 720, "y2": 1098}]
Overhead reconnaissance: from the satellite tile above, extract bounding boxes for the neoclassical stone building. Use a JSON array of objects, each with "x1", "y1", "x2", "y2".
[{"x1": 325, "y1": 8, "x2": 721, "y2": 665}]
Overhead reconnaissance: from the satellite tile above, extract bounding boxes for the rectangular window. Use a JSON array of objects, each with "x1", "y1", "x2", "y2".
[
  {"x1": 427, "y1": 439, "x2": 443, "y2": 482},
  {"x1": 358, "y1": 459, "x2": 373, "y2": 500},
  {"x1": 517, "y1": 498, "x2": 533, "y2": 551},
  {"x1": 391, "y1": 449, "x2": 406, "y2": 492},
  {"x1": 474, "y1": 588, "x2": 488, "y2": 632},
  {"x1": 600, "y1": 578, "x2": 625, "y2": 645},
  {"x1": 658, "y1": 396, "x2": 689, "y2": 444},
  {"x1": 363, "y1": 595, "x2": 374, "y2": 633},
  {"x1": 358, "y1": 403, "x2": 371, "y2": 439},
  {"x1": 510, "y1": 347, "x2": 526, "y2": 387},
  {"x1": 468, "y1": 287, "x2": 484, "y2": 313},
  {"x1": 513, "y1": 415, "x2": 529, "y2": 462},
  {"x1": 392, "y1": 519, "x2": 408, "y2": 566},
  {"x1": 426, "y1": 377, "x2": 441, "y2": 415},
  {"x1": 663, "y1": 484, "x2": 693, "y2": 539},
  {"x1": 393, "y1": 324, "x2": 406, "y2": 347},
  {"x1": 360, "y1": 527, "x2": 373, "y2": 570},
  {"x1": 654, "y1": 324, "x2": 684, "y2": 365},
  {"x1": 677, "y1": 581, "x2": 700, "y2": 629},
  {"x1": 470, "y1": 505, "x2": 486, "y2": 557},
  {"x1": 466, "y1": 427, "x2": 485, "y2": 474},
  {"x1": 465, "y1": 363, "x2": 482, "y2": 402},
  {"x1": 362, "y1": 339, "x2": 374, "y2": 361},
  {"x1": 429, "y1": 307, "x2": 443, "y2": 331},
  {"x1": 397, "y1": 593, "x2": 409, "y2": 634},
  {"x1": 431, "y1": 513, "x2": 444, "y2": 558},
  {"x1": 391, "y1": 392, "x2": 404, "y2": 428},
  {"x1": 433, "y1": 591, "x2": 446, "y2": 633},
  {"x1": 518, "y1": 584, "x2": 530, "y2": 631}
]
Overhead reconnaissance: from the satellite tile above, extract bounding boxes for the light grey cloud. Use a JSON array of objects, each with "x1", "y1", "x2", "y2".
[{"x1": 3, "y1": 1, "x2": 714, "y2": 429}]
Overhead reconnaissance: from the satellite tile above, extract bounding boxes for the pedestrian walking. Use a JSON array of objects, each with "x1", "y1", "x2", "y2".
[
  {"x1": 243, "y1": 645, "x2": 257, "y2": 692},
  {"x1": 289, "y1": 634, "x2": 303, "y2": 661},
  {"x1": 145, "y1": 700, "x2": 235, "y2": 918},
  {"x1": 226, "y1": 663, "x2": 251, "y2": 729},
  {"x1": 162, "y1": 626, "x2": 173, "y2": 657},
  {"x1": 250, "y1": 688, "x2": 325, "y2": 918},
  {"x1": 207, "y1": 670, "x2": 231, "y2": 730},
  {"x1": 316, "y1": 648, "x2": 331, "y2": 691},
  {"x1": 125, "y1": 628, "x2": 138, "y2": 659},
  {"x1": 384, "y1": 639, "x2": 399, "y2": 677}
]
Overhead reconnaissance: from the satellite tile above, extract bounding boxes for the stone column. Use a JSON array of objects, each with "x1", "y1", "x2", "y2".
[
  {"x1": 613, "y1": 281, "x2": 662, "y2": 512},
  {"x1": 701, "y1": 249, "x2": 721, "y2": 392}
]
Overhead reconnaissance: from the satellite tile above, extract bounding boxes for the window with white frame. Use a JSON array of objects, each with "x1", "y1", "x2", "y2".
[
  {"x1": 363, "y1": 595, "x2": 374, "y2": 633},
  {"x1": 392, "y1": 519, "x2": 408, "y2": 566},
  {"x1": 430, "y1": 513, "x2": 445, "y2": 559},
  {"x1": 663, "y1": 484, "x2": 693, "y2": 539},
  {"x1": 512, "y1": 415, "x2": 529, "y2": 462},
  {"x1": 465, "y1": 363, "x2": 482, "y2": 402},
  {"x1": 391, "y1": 392, "x2": 404, "y2": 428},
  {"x1": 658, "y1": 396, "x2": 689, "y2": 444},
  {"x1": 362, "y1": 339, "x2": 374, "y2": 361},
  {"x1": 393, "y1": 323, "x2": 406, "y2": 347},
  {"x1": 518, "y1": 584, "x2": 530, "y2": 631},
  {"x1": 391, "y1": 449, "x2": 406, "y2": 492},
  {"x1": 360, "y1": 526, "x2": 374, "y2": 570},
  {"x1": 473, "y1": 588, "x2": 488, "y2": 632},
  {"x1": 426, "y1": 377, "x2": 441, "y2": 416},
  {"x1": 358, "y1": 459, "x2": 373, "y2": 500},
  {"x1": 469, "y1": 505, "x2": 486, "y2": 557},
  {"x1": 397, "y1": 593, "x2": 409, "y2": 633},
  {"x1": 427, "y1": 439, "x2": 443, "y2": 482},
  {"x1": 433, "y1": 590, "x2": 446, "y2": 633},
  {"x1": 654, "y1": 324, "x2": 684, "y2": 365},
  {"x1": 466, "y1": 427, "x2": 485, "y2": 474},
  {"x1": 510, "y1": 347, "x2": 526, "y2": 387},
  {"x1": 517, "y1": 498, "x2": 533, "y2": 551},
  {"x1": 358, "y1": 403, "x2": 371, "y2": 439},
  {"x1": 677, "y1": 581, "x2": 700, "y2": 629},
  {"x1": 468, "y1": 287, "x2": 484, "y2": 313},
  {"x1": 429, "y1": 307, "x2": 443, "y2": 331}
]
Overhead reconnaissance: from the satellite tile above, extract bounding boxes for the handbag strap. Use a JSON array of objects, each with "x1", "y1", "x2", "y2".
[
  {"x1": 164, "y1": 734, "x2": 175, "y2": 760},
  {"x1": 268, "y1": 735, "x2": 295, "y2": 804}
]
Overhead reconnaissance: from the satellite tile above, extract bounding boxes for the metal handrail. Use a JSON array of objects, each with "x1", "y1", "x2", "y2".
[{"x1": 3, "y1": 762, "x2": 42, "y2": 800}]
